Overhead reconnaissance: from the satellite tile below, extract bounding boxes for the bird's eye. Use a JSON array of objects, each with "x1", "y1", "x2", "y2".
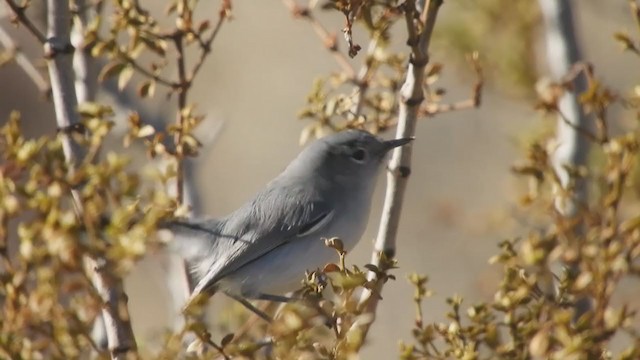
[{"x1": 351, "y1": 148, "x2": 367, "y2": 163}]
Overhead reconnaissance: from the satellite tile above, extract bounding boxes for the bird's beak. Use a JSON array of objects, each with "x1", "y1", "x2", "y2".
[{"x1": 382, "y1": 137, "x2": 414, "y2": 153}]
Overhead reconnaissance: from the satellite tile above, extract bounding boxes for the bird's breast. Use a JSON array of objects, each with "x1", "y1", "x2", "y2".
[{"x1": 327, "y1": 188, "x2": 374, "y2": 251}]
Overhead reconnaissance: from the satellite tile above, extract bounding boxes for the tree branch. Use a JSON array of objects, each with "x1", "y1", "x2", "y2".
[
  {"x1": 189, "y1": 2, "x2": 230, "y2": 82},
  {"x1": 357, "y1": 0, "x2": 443, "y2": 339},
  {"x1": 71, "y1": 0, "x2": 99, "y2": 103},
  {"x1": 173, "y1": 33, "x2": 188, "y2": 205},
  {"x1": 4, "y1": 0, "x2": 47, "y2": 43},
  {"x1": 44, "y1": 1, "x2": 137, "y2": 358},
  {"x1": 281, "y1": 0, "x2": 356, "y2": 79},
  {"x1": 538, "y1": 0, "x2": 591, "y2": 318},
  {"x1": 0, "y1": 24, "x2": 50, "y2": 96},
  {"x1": 116, "y1": 49, "x2": 178, "y2": 88},
  {"x1": 420, "y1": 52, "x2": 483, "y2": 117},
  {"x1": 69, "y1": 0, "x2": 116, "y2": 352},
  {"x1": 168, "y1": 26, "x2": 200, "y2": 337},
  {"x1": 46, "y1": 1, "x2": 83, "y2": 168},
  {"x1": 167, "y1": 0, "x2": 230, "y2": 341},
  {"x1": 351, "y1": 36, "x2": 380, "y2": 120}
]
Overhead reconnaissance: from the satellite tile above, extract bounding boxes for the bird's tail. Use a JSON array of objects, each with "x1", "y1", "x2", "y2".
[
  {"x1": 160, "y1": 218, "x2": 224, "y2": 310},
  {"x1": 161, "y1": 218, "x2": 222, "y2": 277}
]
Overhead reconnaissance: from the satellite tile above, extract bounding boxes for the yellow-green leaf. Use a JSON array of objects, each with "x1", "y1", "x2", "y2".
[
  {"x1": 98, "y1": 61, "x2": 126, "y2": 83},
  {"x1": 118, "y1": 65, "x2": 134, "y2": 91},
  {"x1": 137, "y1": 80, "x2": 156, "y2": 98}
]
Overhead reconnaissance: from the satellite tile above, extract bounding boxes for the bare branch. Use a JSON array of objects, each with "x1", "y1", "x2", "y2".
[
  {"x1": 46, "y1": 1, "x2": 83, "y2": 168},
  {"x1": 0, "y1": 24, "x2": 50, "y2": 96},
  {"x1": 167, "y1": 0, "x2": 231, "y2": 339},
  {"x1": 281, "y1": 0, "x2": 356, "y2": 79},
  {"x1": 116, "y1": 49, "x2": 178, "y2": 88},
  {"x1": 351, "y1": 36, "x2": 380, "y2": 120},
  {"x1": 189, "y1": 1, "x2": 230, "y2": 82},
  {"x1": 171, "y1": 0, "x2": 229, "y2": 205},
  {"x1": 538, "y1": 0, "x2": 591, "y2": 318},
  {"x1": 163, "y1": 120, "x2": 223, "y2": 335},
  {"x1": 69, "y1": 0, "x2": 114, "y2": 351},
  {"x1": 555, "y1": 107, "x2": 598, "y2": 143},
  {"x1": 45, "y1": 0, "x2": 138, "y2": 357},
  {"x1": 71, "y1": 0, "x2": 99, "y2": 103},
  {"x1": 173, "y1": 34, "x2": 188, "y2": 205},
  {"x1": 420, "y1": 52, "x2": 483, "y2": 116},
  {"x1": 82, "y1": 257, "x2": 136, "y2": 359},
  {"x1": 3, "y1": 0, "x2": 47, "y2": 43},
  {"x1": 357, "y1": 0, "x2": 444, "y2": 339}
]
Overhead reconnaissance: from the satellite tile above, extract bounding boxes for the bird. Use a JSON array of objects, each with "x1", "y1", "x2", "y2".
[{"x1": 165, "y1": 129, "x2": 412, "y2": 317}]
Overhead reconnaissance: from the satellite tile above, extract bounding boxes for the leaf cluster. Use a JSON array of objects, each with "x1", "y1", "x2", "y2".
[
  {"x1": 398, "y1": 11, "x2": 640, "y2": 359},
  {"x1": 0, "y1": 112, "x2": 174, "y2": 358},
  {"x1": 296, "y1": 0, "x2": 481, "y2": 144},
  {"x1": 182, "y1": 238, "x2": 399, "y2": 359}
]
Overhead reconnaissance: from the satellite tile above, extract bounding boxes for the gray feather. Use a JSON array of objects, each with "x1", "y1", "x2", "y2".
[{"x1": 169, "y1": 175, "x2": 333, "y2": 301}]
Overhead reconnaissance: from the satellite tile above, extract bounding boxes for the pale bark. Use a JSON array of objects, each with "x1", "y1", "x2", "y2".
[
  {"x1": 358, "y1": 0, "x2": 443, "y2": 338},
  {"x1": 71, "y1": 0, "x2": 99, "y2": 104},
  {"x1": 0, "y1": 25, "x2": 49, "y2": 95},
  {"x1": 538, "y1": 0, "x2": 591, "y2": 318},
  {"x1": 45, "y1": 1, "x2": 137, "y2": 358},
  {"x1": 539, "y1": 0, "x2": 588, "y2": 216}
]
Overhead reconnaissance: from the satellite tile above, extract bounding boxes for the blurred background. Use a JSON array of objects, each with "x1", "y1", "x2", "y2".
[{"x1": 1, "y1": 1, "x2": 638, "y2": 358}]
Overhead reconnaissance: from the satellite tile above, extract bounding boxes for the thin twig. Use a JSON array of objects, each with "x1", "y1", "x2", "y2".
[
  {"x1": 166, "y1": 0, "x2": 231, "y2": 340},
  {"x1": 116, "y1": 50, "x2": 178, "y2": 88},
  {"x1": 4, "y1": 0, "x2": 47, "y2": 43},
  {"x1": 561, "y1": 61, "x2": 593, "y2": 84},
  {"x1": 173, "y1": 34, "x2": 187, "y2": 205},
  {"x1": 420, "y1": 52, "x2": 483, "y2": 116},
  {"x1": 357, "y1": 0, "x2": 444, "y2": 341},
  {"x1": 204, "y1": 338, "x2": 229, "y2": 359},
  {"x1": 172, "y1": 0, "x2": 230, "y2": 204},
  {"x1": 0, "y1": 206, "x2": 10, "y2": 272},
  {"x1": 189, "y1": 2, "x2": 230, "y2": 81},
  {"x1": 171, "y1": 27, "x2": 200, "y2": 312},
  {"x1": 281, "y1": 0, "x2": 356, "y2": 79},
  {"x1": 280, "y1": 1, "x2": 390, "y2": 127},
  {"x1": 555, "y1": 108, "x2": 599, "y2": 143},
  {"x1": 0, "y1": 24, "x2": 50, "y2": 96},
  {"x1": 351, "y1": 36, "x2": 380, "y2": 120}
]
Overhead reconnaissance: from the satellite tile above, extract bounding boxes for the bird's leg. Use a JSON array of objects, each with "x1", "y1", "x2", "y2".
[
  {"x1": 254, "y1": 292, "x2": 334, "y2": 329},
  {"x1": 230, "y1": 292, "x2": 333, "y2": 328},
  {"x1": 224, "y1": 292, "x2": 273, "y2": 323},
  {"x1": 253, "y1": 293, "x2": 301, "y2": 303}
]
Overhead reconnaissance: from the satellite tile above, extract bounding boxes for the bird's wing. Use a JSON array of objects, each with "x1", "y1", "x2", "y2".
[
  {"x1": 169, "y1": 183, "x2": 333, "y2": 306},
  {"x1": 165, "y1": 218, "x2": 226, "y2": 270}
]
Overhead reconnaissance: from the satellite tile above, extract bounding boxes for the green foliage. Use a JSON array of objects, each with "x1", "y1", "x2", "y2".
[
  {"x1": 296, "y1": 1, "x2": 408, "y2": 141},
  {"x1": 397, "y1": 15, "x2": 640, "y2": 360},
  {"x1": 2, "y1": 0, "x2": 640, "y2": 359},
  {"x1": 178, "y1": 239, "x2": 399, "y2": 359},
  {"x1": 0, "y1": 112, "x2": 173, "y2": 358},
  {"x1": 296, "y1": 0, "x2": 482, "y2": 144}
]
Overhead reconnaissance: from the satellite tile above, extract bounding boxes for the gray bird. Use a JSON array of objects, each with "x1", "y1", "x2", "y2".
[{"x1": 167, "y1": 129, "x2": 412, "y2": 315}]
